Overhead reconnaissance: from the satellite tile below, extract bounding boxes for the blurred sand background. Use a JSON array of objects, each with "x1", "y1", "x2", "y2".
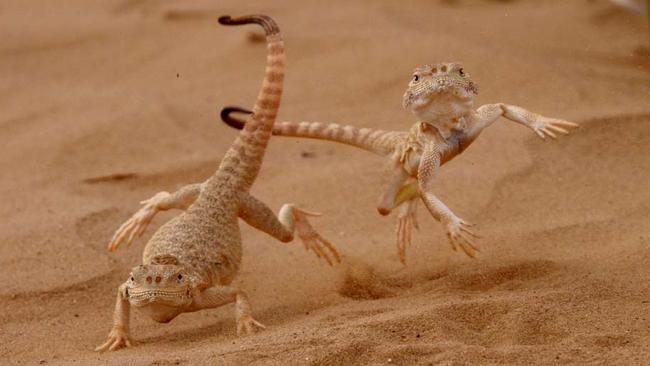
[{"x1": 1, "y1": 0, "x2": 649, "y2": 365}]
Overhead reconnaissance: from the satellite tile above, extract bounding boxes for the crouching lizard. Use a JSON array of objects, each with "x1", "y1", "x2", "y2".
[
  {"x1": 220, "y1": 62, "x2": 578, "y2": 263},
  {"x1": 96, "y1": 14, "x2": 340, "y2": 352}
]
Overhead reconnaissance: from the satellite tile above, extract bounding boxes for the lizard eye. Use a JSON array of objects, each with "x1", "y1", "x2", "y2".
[
  {"x1": 459, "y1": 68, "x2": 465, "y2": 76},
  {"x1": 177, "y1": 274, "x2": 183, "y2": 281},
  {"x1": 413, "y1": 75, "x2": 419, "y2": 82},
  {"x1": 130, "y1": 276, "x2": 135, "y2": 281}
]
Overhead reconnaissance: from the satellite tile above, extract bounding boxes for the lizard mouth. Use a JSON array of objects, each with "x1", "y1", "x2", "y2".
[{"x1": 128, "y1": 288, "x2": 190, "y2": 306}]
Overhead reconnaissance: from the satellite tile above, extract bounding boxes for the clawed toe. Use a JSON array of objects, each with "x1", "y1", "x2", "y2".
[
  {"x1": 302, "y1": 235, "x2": 341, "y2": 266},
  {"x1": 446, "y1": 220, "x2": 481, "y2": 258},
  {"x1": 237, "y1": 317, "x2": 266, "y2": 336},
  {"x1": 95, "y1": 332, "x2": 132, "y2": 352},
  {"x1": 293, "y1": 209, "x2": 341, "y2": 265},
  {"x1": 396, "y1": 217, "x2": 413, "y2": 264}
]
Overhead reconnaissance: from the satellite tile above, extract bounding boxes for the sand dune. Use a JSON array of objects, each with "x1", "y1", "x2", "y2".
[{"x1": 1, "y1": 0, "x2": 649, "y2": 365}]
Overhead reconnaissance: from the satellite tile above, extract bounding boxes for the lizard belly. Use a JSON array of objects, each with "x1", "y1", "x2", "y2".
[{"x1": 402, "y1": 149, "x2": 421, "y2": 177}]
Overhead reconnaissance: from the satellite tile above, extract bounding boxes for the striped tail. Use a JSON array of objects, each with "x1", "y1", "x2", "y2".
[
  {"x1": 215, "y1": 15, "x2": 284, "y2": 190},
  {"x1": 221, "y1": 106, "x2": 405, "y2": 157}
]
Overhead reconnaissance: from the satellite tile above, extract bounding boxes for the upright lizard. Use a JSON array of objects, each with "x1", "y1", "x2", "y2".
[
  {"x1": 220, "y1": 62, "x2": 578, "y2": 263},
  {"x1": 96, "y1": 14, "x2": 340, "y2": 352}
]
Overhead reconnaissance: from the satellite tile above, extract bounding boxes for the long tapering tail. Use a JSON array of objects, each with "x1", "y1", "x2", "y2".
[
  {"x1": 215, "y1": 15, "x2": 284, "y2": 190},
  {"x1": 220, "y1": 106, "x2": 405, "y2": 157}
]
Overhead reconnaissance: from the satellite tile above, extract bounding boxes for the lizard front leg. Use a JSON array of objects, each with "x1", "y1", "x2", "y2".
[
  {"x1": 96, "y1": 283, "x2": 131, "y2": 352},
  {"x1": 418, "y1": 144, "x2": 479, "y2": 258},
  {"x1": 238, "y1": 193, "x2": 341, "y2": 265},
  {"x1": 108, "y1": 183, "x2": 204, "y2": 251},
  {"x1": 190, "y1": 285, "x2": 265, "y2": 335},
  {"x1": 473, "y1": 103, "x2": 578, "y2": 139}
]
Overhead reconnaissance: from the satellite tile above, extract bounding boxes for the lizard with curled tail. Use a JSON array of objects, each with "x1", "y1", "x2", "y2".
[
  {"x1": 221, "y1": 62, "x2": 578, "y2": 263},
  {"x1": 96, "y1": 14, "x2": 340, "y2": 352}
]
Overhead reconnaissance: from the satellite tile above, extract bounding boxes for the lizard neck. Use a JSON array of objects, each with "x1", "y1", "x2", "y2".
[
  {"x1": 419, "y1": 112, "x2": 471, "y2": 139},
  {"x1": 411, "y1": 97, "x2": 474, "y2": 139}
]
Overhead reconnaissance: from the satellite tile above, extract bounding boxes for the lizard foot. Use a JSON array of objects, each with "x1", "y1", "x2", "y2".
[
  {"x1": 532, "y1": 118, "x2": 579, "y2": 140},
  {"x1": 95, "y1": 327, "x2": 132, "y2": 352},
  {"x1": 396, "y1": 198, "x2": 419, "y2": 264},
  {"x1": 444, "y1": 217, "x2": 480, "y2": 258},
  {"x1": 107, "y1": 191, "x2": 170, "y2": 251},
  {"x1": 236, "y1": 315, "x2": 266, "y2": 336},
  {"x1": 290, "y1": 206, "x2": 341, "y2": 266}
]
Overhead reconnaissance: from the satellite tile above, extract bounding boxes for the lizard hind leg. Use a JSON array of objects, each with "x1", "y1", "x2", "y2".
[
  {"x1": 238, "y1": 193, "x2": 341, "y2": 265},
  {"x1": 278, "y1": 204, "x2": 342, "y2": 265}
]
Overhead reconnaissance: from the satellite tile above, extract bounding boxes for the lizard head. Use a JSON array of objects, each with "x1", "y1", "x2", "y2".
[
  {"x1": 402, "y1": 62, "x2": 479, "y2": 122},
  {"x1": 124, "y1": 255, "x2": 193, "y2": 311}
]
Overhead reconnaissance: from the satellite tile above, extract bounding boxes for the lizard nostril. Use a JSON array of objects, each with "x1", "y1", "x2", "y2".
[
  {"x1": 146, "y1": 276, "x2": 152, "y2": 283},
  {"x1": 155, "y1": 276, "x2": 162, "y2": 283}
]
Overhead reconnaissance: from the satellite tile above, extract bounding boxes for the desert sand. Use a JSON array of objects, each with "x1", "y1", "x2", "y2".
[{"x1": 1, "y1": 0, "x2": 649, "y2": 365}]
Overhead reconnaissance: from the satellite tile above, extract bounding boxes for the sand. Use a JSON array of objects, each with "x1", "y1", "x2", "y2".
[{"x1": 1, "y1": 0, "x2": 649, "y2": 365}]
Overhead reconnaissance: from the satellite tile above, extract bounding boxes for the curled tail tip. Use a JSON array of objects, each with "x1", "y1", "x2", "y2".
[
  {"x1": 220, "y1": 106, "x2": 251, "y2": 130},
  {"x1": 218, "y1": 14, "x2": 279, "y2": 35},
  {"x1": 217, "y1": 15, "x2": 232, "y2": 24}
]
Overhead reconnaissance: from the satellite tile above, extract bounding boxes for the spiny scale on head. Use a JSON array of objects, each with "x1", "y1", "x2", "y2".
[
  {"x1": 402, "y1": 62, "x2": 479, "y2": 110},
  {"x1": 409, "y1": 62, "x2": 476, "y2": 92}
]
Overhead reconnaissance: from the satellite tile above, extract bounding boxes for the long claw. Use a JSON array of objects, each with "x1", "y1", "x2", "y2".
[
  {"x1": 447, "y1": 233, "x2": 458, "y2": 251},
  {"x1": 135, "y1": 221, "x2": 148, "y2": 238},
  {"x1": 460, "y1": 234, "x2": 480, "y2": 252},
  {"x1": 97, "y1": 331, "x2": 131, "y2": 352},
  {"x1": 109, "y1": 218, "x2": 137, "y2": 251},
  {"x1": 542, "y1": 127, "x2": 557, "y2": 138},
  {"x1": 405, "y1": 220, "x2": 412, "y2": 248},
  {"x1": 534, "y1": 129, "x2": 546, "y2": 139},
  {"x1": 396, "y1": 220, "x2": 405, "y2": 264},
  {"x1": 126, "y1": 228, "x2": 138, "y2": 247},
  {"x1": 555, "y1": 120, "x2": 579, "y2": 127},
  {"x1": 547, "y1": 124, "x2": 569, "y2": 134},
  {"x1": 237, "y1": 315, "x2": 266, "y2": 336},
  {"x1": 95, "y1": 340, "x2": 111, "y2": 352},
  {"x1": 108, "y1": 341, "x2": 118, "y2": 352},
  {"x1": 308, "y1": 240, "x2": 324, "y2": 259},
  {"x1": 310, "y1": 239, "x2": 332, "y2": 265},
  {"x1": 320, "y1": 251, "x2": 334, "y2": 266},
  {"x1": 458, "y1": 231, "x2": 480, "y2": 252},
  {"x1": 397, "y1": 233, "x2": 405, "y2": 261},
  {"x1": 108, "y1": 223, "x2": 129, "y2": 251},
  {"x1": 251, "y1": 319, "x2": 266, "y2": 329},
  {"x1": 320, "y1": 237, "x2": 341, "y2": 263},
  {"x1": 292, "y1": 207, "x2": 341, "y2": 266},
  {"x1": 457, "y1": 242, "x2": 475, "y2": 258},
  {"x1": 298, "y1": 209, "x2": 322, "y2": 217},
  {"x1": 412, "y1": 215, "x2": 420, "y2": 231},
  {"x1": 460, "y1": 226, "x2": 481, "y2": 238}
]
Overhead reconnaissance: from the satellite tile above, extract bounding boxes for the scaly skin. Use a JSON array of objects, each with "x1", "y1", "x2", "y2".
[
  {"x1": 220, "y1": 62, "x2": 578, "y2": 264},
  {"x1": 96, "y1": 14, "x2": 340, "y2": 353}
]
